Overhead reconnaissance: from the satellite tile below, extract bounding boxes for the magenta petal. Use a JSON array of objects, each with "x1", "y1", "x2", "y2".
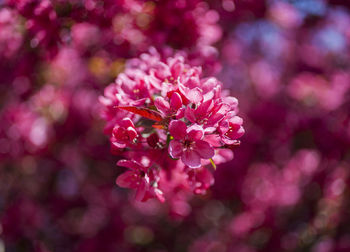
[
  {"x1": 187, "y1": 124, "x2": 204, "y2": 141},
  {"x1": 182, "y1": 150, "x2": 202, "y2": 168},
  {"x1": 223, "y1": 96, "x2": 239, "y2": 108},
  {"x1": 170, "y1": 59, "x2": 183, "y2": 78},
  {"x1": 226, "y1": 125, "x2": 245, "y2": 140},
  {"x1": 168, "y1": 140, "x2": 183, "y2": 158},
  {"x1": 169, "y1": 120, "x2": 187, "y2": 140},
  {"x1": 154, "y1": 96, "x2": 170, "y2": 115},
  {"x1": 117, "y1": 160, "x2": 143, "y2": 171},
  {"x1": 119, "y1": 118, "x2": 134, "y2": 128},
  {"x1": 196, "y1": 167, "x2": 214, "y2": 187},
  {"x1": 186, "y1": 87, "x2": 203, "y2": 104},
  {"x1": 116, "y1": 171, "x2": 135, "y2": 188},
  {"x1": 204, "y1": 134, "x2": 222, "y2": 147},
  {"x1": 154, "y1": 62, "x2": 171, "y2": 79},
  {"x1": 179, "y1": 84, "x2": 203, "y2": 104},
  {"x1": 135, "y1": 180, "x2": 147, "y2": 201},
  {"x1": 219, "y1": 120, "x2": 230, "y2": 134},
  {"x1": 195, "y1": 140, "x2": 215, "y2": 159},
  {"x1": 201, "y1": 77, "x2": 219, "y2": 90},
  {"x1": 230, "y1": 116, "x2": 244, "y2": 126},
  {"x1": 112, "y1": 141, "x2": 126, "y2": 149},
  {"x1": 204, "y1": 127, "x2": 216, "y2": 134},
  {"x1": 208, "y1": 103, "x2": 230, "y2": 125},
  {"x1": 208, "y1": 113, "x2": 225, "y2": 126},
  {"x1": 218, "y1": 149, "x2": 234, "y2": 161},
  {"x1": 130, "y1": 98, "x2": 148, "y2": 106},
  {"x1": 234, "y1": 126, "x2": 245, "y2": 139},
  {"x1": 216, "y1": 103, "x2": 231, "y2": 115},
  {"x1": 170, "y1": 92, "x2": 182, "y2": 110},
  {"x1": 197, "y1": 99, "x2": 213, "y2": 117},
  {"x1": 112, "y1": 126, "x2": 123, "y2": 138},
  {"x1": 222, "y1": 137, "x2": 237, "y2": 145},
  {"x1": 184, "y1": 107, "x2": 196, "y2": 123},
  {"x1": 176, "y1": 107, "x2": 185, "y2": 119},
  {"x1": 203, "y1": 90, "x2": 215, "y2": 102},
  {"x1": 126, "y1": 126, "x2": 138, "y2": 139}
]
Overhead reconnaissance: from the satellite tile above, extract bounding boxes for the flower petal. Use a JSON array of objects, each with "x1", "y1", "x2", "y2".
[
  {"x1": 116, "y1": 171, "x2": 136, "y2": 188},
  {"x1": 176, "y1": 107, "x2": 185, "y2": 119},
  {"x1": 170, "y1": 58, "x2": 184, "y2": 78},
  {"x1": 184, "y1": 107, "x2": 196, "y2": 123},
  {"x1": 197, "y1": 99, "x2": 213, "y2": 118},
  {"x1": 126, "y1": 126, "x2": 138, "y2": 140},
  {"x1": 204, "y1": 134, "x2": 222, "y2": 147},
  {"x1": 135, "y1": 180, "x2": 148, "y2": 201},
  {"x1": 112, "y1": 140, "x2": 126, "y2": 149},
  {"x1": 154, "y1": 96, "x2": 170, "y2": 115},
  {"x1": 187, "y1": 124, "x2": 204, "y2": 141},
  {"x1": 195, "y1": 140, "x2": 215, "y2": 159},
  {"x1": 226, "y1": 126, "x2": 245, "y2": 140},
  {"x1": 182, "y1": 150, "x2": 202, "y2": 168},
  {"x1": 208, "y1": 103, "x2": 230, "y2": 125},
  {"x1": 169, "y1": 120, "x2": 187, "y2": 140},
  {"x1": 186, "y1": 87, "x2": 203, "y2": 104},
  {"x1": 170, "y1": 92, "x2": 182, "y2": 111},
  {"x1": 117, "y1": 160, "x2": 143, "y2": 171},
  {"x1": 229, "y1": 116, "x2": 244, "y2": 126},
  {"x1": 223, "y1": 96, "x2": 238, "y2": 109},
  {"x1": 119, "y1": 118, "x2": 134, "y2": 128},
  {"x1": 179, "y1": 84, "x2": 203, "y2": 104},
  {"x1": 168, "y1": 140, "x2": 183, "y2": 158},
  {"x1": 153, "y1": 62, "x2": 171, "y2": 79}
]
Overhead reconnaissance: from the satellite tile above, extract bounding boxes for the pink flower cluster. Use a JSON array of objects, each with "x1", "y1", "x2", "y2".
[
  {"x1": 2, "y1": 0, "x2": 350, "y2": 251},
  {"x1": 101, "y1": 49, "x2": 244, "y2": 202}
]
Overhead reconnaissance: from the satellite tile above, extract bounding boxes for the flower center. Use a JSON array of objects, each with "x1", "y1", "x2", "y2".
[
  {"x1": 119, "y1": 129, "x2": 130, "y2": 141},
  {"x1": 183, "y1": 140, "x2": 194, "y2": 150}
]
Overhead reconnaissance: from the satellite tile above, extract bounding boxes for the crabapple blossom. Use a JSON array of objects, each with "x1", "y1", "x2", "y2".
[
  {"x1": 218, "y1": 114, "x2": 245, "y2": 145},
  {"x1": 111, "y1": 118, "x2": 138, "y2": 149},
  {"x1": 3, "y1": 0, "x2": 350, "y2": 251},
  {"x1": 101, "y1": 49, "x2": 244, "y2": 202},
  {"x1": 168, "y1": 120, "x2": 214, "y2": 168},
  {"x1": 116, "y1": 159, "x2": 164, "y2": 202}
]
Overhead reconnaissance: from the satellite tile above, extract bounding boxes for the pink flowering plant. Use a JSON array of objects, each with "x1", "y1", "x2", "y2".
[
  {"x1": 101, "y1": 49, "x2": 244, "y2": 202},
  {"x1": 4, "y1": 0, "x2": 350, "y2": 251}
]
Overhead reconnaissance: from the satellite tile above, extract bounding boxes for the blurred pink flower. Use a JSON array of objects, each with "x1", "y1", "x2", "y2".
[{"x1": 116, "y1": 159, "x2": 164, "y2": 202}]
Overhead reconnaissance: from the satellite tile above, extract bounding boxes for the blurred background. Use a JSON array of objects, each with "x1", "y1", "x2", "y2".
[{"x1": 1, "y1": 0, "x2": 350, "y2": 251}]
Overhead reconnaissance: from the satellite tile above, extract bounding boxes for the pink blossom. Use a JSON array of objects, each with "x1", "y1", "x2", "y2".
[
  {"x1": 0, "y1": 8, "x2": 23, "y2": 59},
  {"x1": 154, "y1": 91, "x2": 183, "y2": 117},
  {"x1": 1, "y1": 0, "x2": 350, "y2": 250},
  {"x1": 219, "y1": 114, "x2": 245, "y2": 145},
  {"x1": 111, "y1": 118, "x2": 138, "y2": 148},
  {"x1": 185, "y1": 99, "x2": 231, "y2": 127},
  {"x1": 116, "y1": 159, "x2": 164, "y2": 202},
  {"x1": 187, "y1": 166, "x2": 214, "y2": 194},
  {"x1": 71, "y1": 23, "x2": 100, "y2": 51},
  {"x1": 168, "y1": 120, "x2": 214, "y2": 168},
  {"x1": 100, "y1": 49, "x2": 243, "y2": 202}
]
